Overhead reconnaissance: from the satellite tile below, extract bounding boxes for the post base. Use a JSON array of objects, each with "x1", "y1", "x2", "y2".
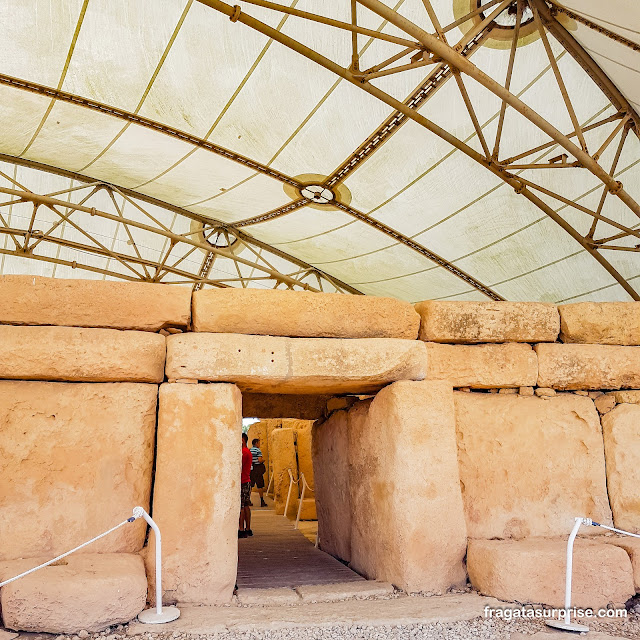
[
  {"x1": 138, "y1": 606, "x2": 181, "y2": 624},
  {"x1": 546, "y1": 619, "x2": 589, "y2": 633}
]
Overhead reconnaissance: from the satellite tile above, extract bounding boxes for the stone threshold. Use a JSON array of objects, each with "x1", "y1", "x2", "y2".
[{"x1": 126, "y1": 593, "x2": 501, "y2": 635}]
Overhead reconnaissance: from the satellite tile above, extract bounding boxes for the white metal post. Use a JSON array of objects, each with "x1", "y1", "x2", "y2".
[{"x1": 134, "y1": 507, "x2": 181, "y2": 624}]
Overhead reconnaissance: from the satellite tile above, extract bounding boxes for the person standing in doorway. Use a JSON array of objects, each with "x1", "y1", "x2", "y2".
[
  {"x1": 239, "y1": 432, "x2": 253, "y2": 538},
  {"x1": 250, "y1": 438, "x2": 268, "y2": 507}
]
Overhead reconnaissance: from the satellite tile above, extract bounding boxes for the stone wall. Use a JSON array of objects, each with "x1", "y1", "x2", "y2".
[
  {"x1": 314, "y1": 381, "x2": 467, "y2": 594},
  {"x1": 1, "y1": 278, "x2": 640, "y2": 622},
  {"x1": 0, "y1": 382, "x2": 157, "y2": 561}
]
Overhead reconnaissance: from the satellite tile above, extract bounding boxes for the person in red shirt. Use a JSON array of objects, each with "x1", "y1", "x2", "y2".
[{"x1": 239, "y1": 433, "x2": 253, "y2": 538}]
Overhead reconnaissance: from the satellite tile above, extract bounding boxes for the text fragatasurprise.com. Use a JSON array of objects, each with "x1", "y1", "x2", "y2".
[{"x1": 483, "y1": 605, "x2": 628, "y2": 620}]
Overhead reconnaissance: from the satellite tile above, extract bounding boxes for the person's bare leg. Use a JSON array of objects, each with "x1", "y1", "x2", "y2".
[
  {"x1": 244, "y1": 505, "x2": 251, "y2": 533},
  {"x1": 239, "y1": 510, "x2": 245, "y2": 531}
]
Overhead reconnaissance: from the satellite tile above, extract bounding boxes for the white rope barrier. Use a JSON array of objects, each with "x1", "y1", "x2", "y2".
[
  {"x1": 0, "y1": 507, "x2": 180, "y2": 626},
  {"x1": 295, "y1": 472, "x2": 314, "y2": 530},
  {"x1": 547, "y1": 516, "x2": 640, "y2": 633},
  {"x1": 0, "y1": 517, "x2": 135, "y2": 589}
]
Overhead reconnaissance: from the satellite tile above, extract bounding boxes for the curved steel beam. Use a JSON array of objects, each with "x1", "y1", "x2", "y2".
[
  {"x1": 357, "y1": 0, "x2": 640, "y2": 221},
  {"x1": 0, "y1": 73, "x2": 302, "y2": 189},
  {"x1": 0, "y1": 153, "x2": 361, "y2": 294},
  {"x1": 199, "y1": 0, "x2": 638, "y2": 300}
]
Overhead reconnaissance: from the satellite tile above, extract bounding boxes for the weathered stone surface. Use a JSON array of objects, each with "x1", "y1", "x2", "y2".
[
  {"x1": 0, "y1": 326, "x2": 165, "y2": 382},
  {"x1": 166, "y1": 333, "x2": 427, "y2": 394},
  {"x1": 415, "y1": 301, "x2": 559, "y2": 343},
  {"x1": 595, "y1": 394, "x2": 616, "y2": 415},
  {"x1": 0, "y1": 382, "x2": 156, "y2": 561},
  {"x1": 312, "y1": 410, "x2": 351, "y2": 563},
  {"x1": 602, "y1": 404, "x2": 640, "y2": 534},
  {"x1": 535, "y1": 387, "x2": 556, "y2": 397},
  {"x1": 236, "y1": 587, "x2": 300, "y2": 605},
  {"x1": 454, "y1": 393, "x2": 612, "y2": 539},
  {"x1": 603, "y1": 537, "x2": 640, "y2": 592},
  {"x1": 0, "y1": 275, "x2": 190, "y2": 331},
  {"x1": 559, "y1": 302, "x2": 640, "y2": 345},
  {"x1": 294, "y1": 424, "x2": 314, "y2": 488},
  {"x1": 349, "y1": 381, "x2": 467, "y2": 593},
  {"x1": 192, "y1": 288, "x2": 420, "y2": 339},
  {"x1": 467, "y1": 538, "x2": 634, "y2": 608},
  {"x1": 610, "y1": 390, "x2": 640, "y2": 404},
  {"x1": 0, "y1": 553, "x2": 147, "y2": 633},
  {"x1": 425, "y1": 343, "x2": 537, "y2": 388},
  {"x1": 242, "y1": 393, "x2": 330, "y2": 420},
  {"x1": 536, "y1": 343, "x2": 640, "y2": 390},
  {"x1": 147, "y1": 383, "x2": 241, "y2": 605},
  {"x1": 295, "y1": 498, "x2": 317, "y2": 521},
  {"x1": 294, "y1": 582, "x2": 394, "y2": 603},
  {"x1": 519, "y1": 386, "x2": 534, "y2": 396},
  {"x1": 271, "y1": 428, "x2": 298, "y2": 517}
]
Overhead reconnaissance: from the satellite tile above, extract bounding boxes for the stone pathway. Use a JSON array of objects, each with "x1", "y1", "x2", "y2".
[{"x1": 236, "y1": 503, "x2": 362, "y2": 590}]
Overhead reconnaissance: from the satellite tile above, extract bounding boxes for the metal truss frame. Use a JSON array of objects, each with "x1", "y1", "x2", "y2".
[
  {"x1": 0, "y1": 159, "x2": 360, "y2": 294},
  {"x1": 196, "y1": 0, "x2": 640, "y2": 300}
]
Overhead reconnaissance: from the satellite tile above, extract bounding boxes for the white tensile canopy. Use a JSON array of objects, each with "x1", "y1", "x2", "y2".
[{"x1": 0, "y1": 0, "x2": 638, "y2": 302}]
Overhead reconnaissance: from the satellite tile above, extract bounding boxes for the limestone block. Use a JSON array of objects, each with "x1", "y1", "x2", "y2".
[
  {"x1": 610, "y1": 390, "x2": 640, "y2": 404},
  {"x1": 147, "y1": 383, "x2": 241, "y2": 605},
  {"x1": 295, "y1": 581, "x2": 394, "y2": 603},
  {"x1": 242, "y1": 393, "x2": 330, "y2": 420},
  {"x1": 295, "y1": 498, "x2": 317, "y2": 521},
  {"x1": 595, "y1": 394, "x2": 616, "y2": 415},
  {"x1": 425, "y1": 343, "x2": 537, "y2": 388},
  {"x1": 415, "y1": 301, "x2": 559, "y2": 343},
  {"x1": 603, "y1": 537, "x2": 640, "y2": 592},
  {"x1": 349, "y1": 381, "x2": 467, "y2": 593},
  {"x1": 602, "y1": 404, "x2": 640, "y2": 534},
  {"x1": 271, "y1": 428, "x2": 298, "y2": 517},
  {"x1": 0, "y1": 275, "x2": 190, "y2": 331},
  {"x1": 454, "y1": 393, "x2": 612, "y2": 539},
  {"x1": 536, "y1": 343, "x2": 640, "y2": 390},
  {"x1": 192, "y1": 288, "x2": 420, "y2": 339},
  {"x1": 467, "y1": 538, "x2": 635, "y2": 608},
  {"x1": 166, "y1": 333, "x2": 427, "y2": 394},
  {"x1": 236, "y1": 587, "x2": 300, "y2": 605},
  {"x1": 0, "y1": 553, "x2": 147, "y2": 633},
  {"x1": 294, "y1": 424, "x2": 314, "y2": 487},
  {"x1": 559, "y1": 302, "x2": 640, "y2": 345},
  {"x1": 0, "y1": 382, "x2": 157, "y2": 561},
  {"x1": 0, "y1": 326, "x2": 165, "y2": 382},
  {"x1": 312, "y1": 410, "x2": 351, "y2": 563}
]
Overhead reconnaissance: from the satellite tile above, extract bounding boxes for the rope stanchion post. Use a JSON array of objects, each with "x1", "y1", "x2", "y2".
[
  {"x1": 295, "y1": 473, "x2": 307, "y2": 530},
  {"x1": 547, "y1": 516, "x2": 640, "y2": 633},
  {"x1": 284, "y1": 468, "x2": 295, "y2": 518},
  {"x1": 135, "y1": 507, "x2": 180, "y2": 624},
  {"x1": 546, "y1": 517, "x2": 590, "y2": 633}
]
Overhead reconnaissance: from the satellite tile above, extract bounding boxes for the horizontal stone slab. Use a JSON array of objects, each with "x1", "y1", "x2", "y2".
[
  {"x1": 536, "y1": 343, "x2": 640, "y2": 390},
  {"x1": 467, "y1": 538, "x2": 634, "y2": 608},
  {"x1": 559, "y1": 302, "x2": 640, "y2": 345},
  {"x1": 425, "y1": 342, "x2": 537, "y2": 388},
  {"x1": 0, "y1": 326, "x2": 165, "y2": 382},
  {"x1": 415, "y1": 301, "x2": 559, "y2": 343},
  {"x1": 166, "y1": 333, "x2": 427, "y2": 394},
  {"x1": 0, "y1": 275, "x2": 190, "y2": 331},
  {"x1": 192, "y1": 288, "x2": 420, "y2": 339},
  {"x1": 610, "y1": 390, "x2": 640, "y2": 404},
  {"x1": 0, "y1": 553, "x2": 147, "y2": 633},
  {"x1": 294, "y1": 581, "x2": 394, "y2": 603}
]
